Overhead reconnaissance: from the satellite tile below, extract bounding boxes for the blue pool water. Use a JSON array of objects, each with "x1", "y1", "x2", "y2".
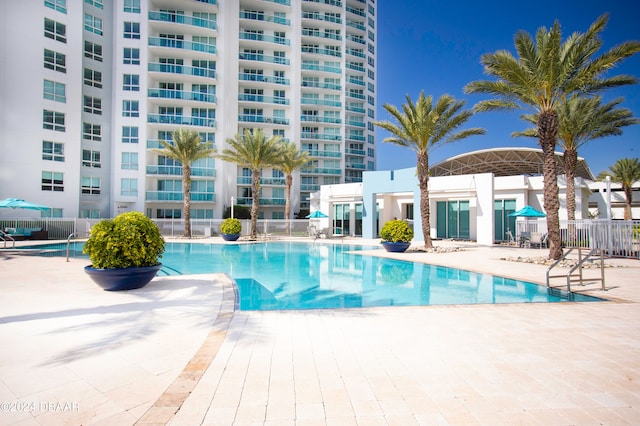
[{"x1": 18, "y1": 241, "x2": 601, "y2": 310}]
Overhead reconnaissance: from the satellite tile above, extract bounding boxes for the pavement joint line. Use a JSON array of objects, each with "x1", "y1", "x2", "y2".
[{"x1": 134, "y1": 276, "x2": 236, "y2": 425}]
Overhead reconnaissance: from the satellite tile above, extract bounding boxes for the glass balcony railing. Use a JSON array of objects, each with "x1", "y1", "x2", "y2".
[
  {"x1": 346, "y1": 48, "x2": 365, "y2": 58},
  {"x1": 300, "y1": 98, "x2": 342, "y2": 107},
  {"x1": 303, "y1": 149, "x2": 342, "y2": 158},
  {"x1": 239, "y1": 32, "x2": 290, "y2": 46},
  {"x1": 238, "y1": 73, "x2": 289, "y2": 85},
  {"x1": 302, "y1": 167, "x2": 342, "y2": 175},
  {"x1": 346, "y1": 20, "x2": 366, "y2": 31},
  {"x1": 263, "y1": 0, "x2": 290, "y2": 5},
  {"x1": 147, "y1": 114, "x2": 216, "y2": 128},
  {"x1": 346, "y1": 162, "x2": 366, "y2": 169},
  {"x1": 301, "y1": 115, "x2": 341, "y2": 124},
  {"x1": 146, "y1": 165, "x2": 216, "y2": 177},
  {"x1": 238, "y1": 94, "x2": 289, "y2": 105},
  {"x1": 303, "y1": 0, "x2": 342, "y2": 6},
  {"x1": 302, "y1": 12, "x2": 342, "y2": 24},
  {"x1": 148, "y1": 88, "x2": 216, "y2": 103},
  {"x1": 346, "y1": 120, "x2": 366, "y2": 127},
  {"x1": 300, "y1": 132, "x2": 342, "y2": 141},
  {"x1": 238, "y1": 115, "x2": 289, "y2": 125},
  {"x1": 346, "y1": 6, "x2": 366, "y2": 17},
  {"x1": 148, "y1": 11, "x2": 217, "y2": 30},
  {"x1": 346, "y1": 134, "x2": 366, "y2": 141},
  {"x1": 345, "y1": 35, "x2": 366, "y2": 45},
  {"x1": 347, "y1": 92, "x2": 365, "y2": 100},
  {"x1": 301, "y1": 46, "x2": 341, "y2": 58},
  {"x1": 301, "y1": 29, "x2": 342, "y2": 41},
  {"x1": 148, "y1": 62, "x2": 216, "y2": 79},
  {"x1": 346, "y1": 104, "x2": 366, "y2": 113},
  {"x1": 301, "y1": 81, "x2": 341, "y2": 90},
  {"x1": 239, "y1": 10, "x2": 290, "y2": 26},
  {"x1": 239, "y1": 53, "x2": 290, "y2": 65},
  {"x1": 148, "y1": 37, "x2": 216, "y2": 55},
  {"x1": 236, "y1": 197, "x2": 286, "y2": 206},
  {"x1": 300, "y1": 184, "x2": 321, "y2": 191},
  {"x1": 345, "y1": 62, "x2": 365, "y2": 72},
  {"x1": 301, "y1": 63, "x2": 341, "y2": 74},
  {"x1": 146, "y1": 191, "x2": 216, "y2": 202},
  {"x1": 347, "y1": 78, "x2": 365, "y2": 86},
  {"x1": 345, "y1": 148, "x2": 366, "y2": 156},
  {"x1": 237, "y1": 177, "x2": 286, "y2": 185}
]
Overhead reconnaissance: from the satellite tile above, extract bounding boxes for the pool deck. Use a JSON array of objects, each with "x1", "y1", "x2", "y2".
[{"x1": 1, "y1": 238, "x2": 639, "y2": 425}]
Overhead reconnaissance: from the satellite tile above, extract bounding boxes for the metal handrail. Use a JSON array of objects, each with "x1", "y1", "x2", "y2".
[
  {"x1": 0, "y1": 230, "x2": 16, "y2": 249},
  {"x1": 66, "y1": 233, "x2": 76, "y2": 262},
  {"x1": 546, "y1": 247, "x2": 606, "y2": 292}
]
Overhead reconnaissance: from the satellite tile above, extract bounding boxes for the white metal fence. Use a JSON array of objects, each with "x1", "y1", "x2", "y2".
[{"x1": 516, "y1": 219, "x2": 640, "y2": 259}]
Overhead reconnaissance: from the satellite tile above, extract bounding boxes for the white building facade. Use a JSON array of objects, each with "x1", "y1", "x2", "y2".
[{"x1": 0, "y1": 0, "x2": 377, "y2": 219}]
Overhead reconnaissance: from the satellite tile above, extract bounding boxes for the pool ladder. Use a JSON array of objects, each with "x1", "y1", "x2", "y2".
[
  {"x1": 545, "y1": 247, "x2": 606, "y2": 293},
  {"x1": 66, "y1": 233, "x2": 76, "y2": 262}
]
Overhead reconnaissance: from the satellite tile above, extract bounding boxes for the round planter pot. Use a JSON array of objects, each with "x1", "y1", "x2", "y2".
[
  {"x1": 221, "y1": 233, "x2": 240, "y2": 241},
  {"x1": 84, "y1": 264, "x2": 162, "y2": 291},
  {"x1": 381, "y1": 241, "x2": 411, "y2": 253}
]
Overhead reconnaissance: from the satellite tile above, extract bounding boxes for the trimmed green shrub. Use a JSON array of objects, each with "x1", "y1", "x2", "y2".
[
  {"x1": 379, "y1": 219, "x2": 413, "y2": 243},
  {"x1": 220, "y1": 217, "x2": 242, "y2": 235},
  {"x1": 83, "y1": 211, "x2": 165, "y2": 269}
]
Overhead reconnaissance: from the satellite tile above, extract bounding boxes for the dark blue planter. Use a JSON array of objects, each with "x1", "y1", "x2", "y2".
[
  {"x1": 381, "y1": 241, "x2": 411, "y2": 253},
  {"x1": 84, "y1": 264, "x2": 162, "y2": 291},
  {"x1": 221, "y1": 233, "x2": 240, "y2": 241}
]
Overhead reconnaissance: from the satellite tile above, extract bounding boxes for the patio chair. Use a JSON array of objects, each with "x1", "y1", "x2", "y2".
[
  {"x1": 506, "y1": 230, "x2": 516, "y2": 246},
  {"x1": 529, "y1": 232, "x2": 545, "y2": 249}
]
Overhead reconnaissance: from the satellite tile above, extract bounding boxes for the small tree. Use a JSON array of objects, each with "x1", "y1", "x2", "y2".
[
  {"x1": 274, "y1": 141, "x2": 311, "y2": 232},
  {"x1": 153, "y1": 128, "x2": 215, "y2": 238},
  {"x1": 598, "y1": 158, "x2": 640, "y2": 220}
]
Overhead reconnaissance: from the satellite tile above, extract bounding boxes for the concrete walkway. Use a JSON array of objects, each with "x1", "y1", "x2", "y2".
[{"x1": 1, "y1": 239, "x2": 639, "y2": 425}]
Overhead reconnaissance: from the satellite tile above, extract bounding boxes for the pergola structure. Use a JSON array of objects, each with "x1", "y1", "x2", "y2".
[{"x1": 429, "y1": 148, "x2": 595, "y2": 180}]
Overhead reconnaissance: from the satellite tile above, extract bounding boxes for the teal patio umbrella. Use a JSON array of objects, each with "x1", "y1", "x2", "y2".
[
  {"x1": 508, "y1": 206, "x2": 546, "y2": 218},
  {"x1": 0, "y1": 198, "x2": 51, "y2": 211},
  {"x1": 306, "y1": 210, "x2": 328, "y2": 218}
]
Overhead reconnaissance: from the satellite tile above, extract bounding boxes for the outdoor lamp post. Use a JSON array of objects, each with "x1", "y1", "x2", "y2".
[{"x1": 231, "y1": 196, "x2": 234, "y2": 218}]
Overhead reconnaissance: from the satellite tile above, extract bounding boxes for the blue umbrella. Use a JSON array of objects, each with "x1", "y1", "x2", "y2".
[
  {"x1": 0, "y1": 198, "x2": 51, "y2": 211},
  {"x1": 306, "y1": 210, "x2": 328, "y2": 218},
  {"x1": 508, "y1": 205, "x2": 546, "y2": 217}
]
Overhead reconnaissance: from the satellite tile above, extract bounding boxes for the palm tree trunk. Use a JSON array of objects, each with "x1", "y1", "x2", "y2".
[
  {"x1": 285, "y1": 174, "x2": 292, "y2": 234},
  {"x1": 250, "y1": 169, "x2": 260, "y2": 240},
  {"x1": 564, "y1": 149, "x2": 578, "y2": 222},
  {"x1": 183, "y1": 166, "x2": 192, "y2": 238},
  {"x1": 624, "y1": 185, "x2": 633, "y2": 220},
  {"x1": 538, "y1": 111, "x2": 562, "y2": 260},
  {"x1": 417, "y1": 151, "x2": 433, "y2": 249}
]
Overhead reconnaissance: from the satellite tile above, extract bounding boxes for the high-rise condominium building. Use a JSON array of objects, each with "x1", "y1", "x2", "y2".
[{"x1": 0, "y1": 0, "x2": 377, "y2": 220}]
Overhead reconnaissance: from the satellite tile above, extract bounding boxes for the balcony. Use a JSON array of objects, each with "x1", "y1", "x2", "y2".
[
  {"x1": 302, "y1": 29, "x2": 342, "y2": 41},
  {"x1": 345, "y1": 34, "x2": 366, "y2": 45},
  {"x1": 302, "y1": 167, "x2": 342, "y2": 175},
  {"x1": 300, "y1": 132, "x2": 342, "y2": 141},
  {"x1": 346, "y1": 20, "x2": 366, "y2": 32},
  {"x1": 346, "y1": 48, "x2": 365, "y2": 58},
  {"x1": 302, "y1": 46, "x2": 341, "y2": 58},
  {"x1": 147, "y1": 114, "x2": 216, "y2": 128},
  {"x1": 238, "y1": 52, "x2": 290, "y2": 66},
  {"x1": 238, "y1": 114, "x2": 289, "y2": 125},
  {"x1": 300, "y1": 98, "x2": 341, "y2": 107},
  {"x1": 301, "y1": 80, "x2": 341, "y2": 90},
  {"x1": 346, "y1": 62, "x2": 365, "y2": 72},
  {"x1": 345, "y1": 148, "x2": 366, "y2": 156},
  {"x1": 146, "y1": 165, "x2": 216, "y2": 177},
  {"x1": 148, "y1": 11, "x2": 217, "y2": 30},
  {"x1": 148, "y1": 37, "x2": 216, "y2": 55},
  {"x1": 148, "y1": 88, "x2": 216, "y2": 103},
  {"x1": 346, "y1": 6, "x2": 366, "y2": 17},
  {"x1": 237, "y1": 177, "x2": 285, "y2": 185},
  {"x1": 346, "y1": 119, "x2": 365, "y2": 128},
  {"x1": 303, "y1": 0, "x2": 342, "y2": 6},
  {"x1": 346, "y1": 104, "x2": 365, "y2": 113},
  {"x1": 236, "y1": 197, "x2": 286, "y2": 206},
  {"x1": 347, "y1": 92, "x2": 365, "y2": 100},
  {"x1": 303, "y1": 149, "x2": 342, "y2": 158},
  {"x1": 301, "y1": 62, "x2": 341, "y2": 74},
  {"x1": 146, "y1": 191, "x2": 216, "y2": 202},
  {"x1": 239, "y1": 10, "x2": 290, "y2": 26},
  {"x1": 300, "y1": 184, "x2": 321, "y2": 191},
  {"x1": 301, "y1": 115, "x2": 341, "y2": 124},
  {"x1": 239, "y1": 31, "x2": 290, "y2": 46},
  {"x1": 346, "y1": 134, "x2": 366, "y2": 142},
  {"x1": 148, "y1": 62, "x2": 216, "y2": 79},
  {"x1": 346, "y1": 77, "x2": 365, "y2": 86},
  {"x1": 346, "y1": 162, "x2": 366, "y2": 169},
  {"x1": 238, "y1": 94, "x2": 289, "y2": 105},
  {"x1": 239, "y1": 73, "x2": 289, "y2": 85},
  {"x1": 301, "y1": 12, "x2": 342, "y2": 24}
]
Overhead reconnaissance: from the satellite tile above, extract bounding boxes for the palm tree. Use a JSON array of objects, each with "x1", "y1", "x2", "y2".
[
  {"x1": 514, "y1": 96, "x2": 638, "y2": 221},
  {"x1": 374, "y1": 92, "x2": 485, "y2": 249},
  {"x1": 274, "y1": 141, "x2": 311, "y2": 230},
  {"x1": 464, "y1": 14, "x2": 640, "y2": 259},
  {"x1": 216, "y1": 129, "x2": 283, "y2": 240},
  {"x1": 598, "y1": 158, "x2": 640, "y2": 220},
  {"x1": 153, "y1": 128, "x2": 215, "y2": 238}
]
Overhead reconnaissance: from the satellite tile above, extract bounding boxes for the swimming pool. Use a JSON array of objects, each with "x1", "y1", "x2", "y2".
[{"x1": 17, "y1": 241, "x2": 601, "y2": 310}]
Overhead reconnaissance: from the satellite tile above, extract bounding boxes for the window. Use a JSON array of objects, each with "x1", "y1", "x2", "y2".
[
  {"x1": 44, "y1": 18, "x2": 66, "y2": 42},
  {"x1": 44, "y1": 49, "x2": 65, "y2": 73},
  {"x1": 81, "y1": 177, "x2": 101, "y2": 194},
  {"x1": 83, "y1": 96, "x2": 102, "y2": 115},
  {"x1": 41, "y1": 171, "x2": 64, "y2": 191},
  {"x1": 85, "y1": 0, "x2": 103, "y2": 9},
  {"x1": 124, "y1": 22, "x2": 140, "y2": 39},
  {"x1": 83, "y1": 122, "x2": 101, "y2": 141},
  {"x1": 123, "y1": 100, "x2": 139, "y2": 117},
  {"x1": 121, "y1": 152, "x2": 138, "y2": 170},
  {"x1": 44, "y1": 0, "x2": 66, "y2": 13},
  {"x1": 43, "y1": 80, "x2": 65, "y2": 103},
  {"x1": 84, "y1": 13, "x2": 103, "y2": 35},
  {"x1": 124, "y1": 47, "x2": 140, "y2": 65},
  {"x1": 43, "y1": 110, "x2": 64, "y2": 131},
  {"x1": 123, "y1": 74, "x2": 139, "y2": 91},
  {"x1": 124, "y1": 0, "x2": 141, "y2": 13},
  {"x1": 121, "y1": 178, "x2": 138, "y2": 196},
  {"x1": 42, "y1": 141, "x2": 64, "y2": 162},
  {"x1": 84, "y1": 41, "x2": 103, "y2": 62},
  {"x1": 80, "y1": 210, "x2": 100, "y2": 219},
  {"x1": 82, "y1": 150, "x2": 101, "y2": 168},
  {"x1": 122, "y1": 126, "x2": 139, "y2": 143},
  {"x1": 83, "y1": 68, "x2": 102, "y2": 88},
  {"x1": 156, "y1": 208, "x2": 180, "y2": 219}
]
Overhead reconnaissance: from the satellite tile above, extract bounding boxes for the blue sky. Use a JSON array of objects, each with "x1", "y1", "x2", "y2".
[{"x1": 374, "y1": 0, "x2": 640, "y2": 176}]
